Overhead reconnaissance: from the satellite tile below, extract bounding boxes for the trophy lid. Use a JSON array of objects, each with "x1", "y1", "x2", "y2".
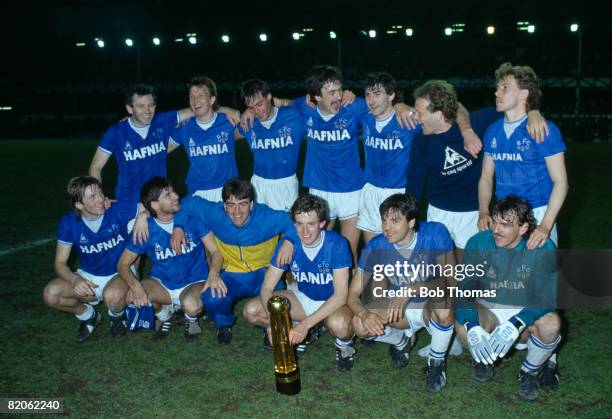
[{"x1": 268, "y1": 295, "x2": 290, "y2": 313}]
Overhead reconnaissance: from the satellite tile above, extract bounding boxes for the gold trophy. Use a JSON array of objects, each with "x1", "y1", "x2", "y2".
[{"x1": 268, "y1": 295, "x2": 301, "y2": 395}]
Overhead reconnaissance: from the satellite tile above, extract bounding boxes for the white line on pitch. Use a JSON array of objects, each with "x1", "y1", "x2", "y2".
[{"x1": 0, "y1": 237, "x2": 55, "y2": 257}]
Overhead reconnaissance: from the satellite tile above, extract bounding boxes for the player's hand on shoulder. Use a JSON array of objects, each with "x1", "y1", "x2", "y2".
[
  {"x1": 393, "y1": 103, "x2": 418, "y2": 129},
  {"x1": 527, "y1": 110, "x2": 550, "y2": 143},
  {"x1": 240, "y1": 109, "x2": 255, "y2": 131},
  {"x1": 340, "y1": 89, "x2": 356, "y2": 106},
  {"x1": 132, "y1": 213, "x2": 150, "y2": 245},
  {"x1": 462, "y1": 128, "x2": 483, "y2": 159},
  {"x1": 276, "y1": 240, "x2": 294, "y2": 267},
  {"x1": 526, "y1": 224, "x2": 550, "y2": 250},
  {"x1": 171, "y1": 227, "x2": 186, "y2": 255},
  {"x1": 477, "y1": 212, "x2": 492, "y2": 231}
]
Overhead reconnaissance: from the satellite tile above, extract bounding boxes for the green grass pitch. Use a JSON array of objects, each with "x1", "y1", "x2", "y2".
[{"x1": 0, "y1": 139, "x2": 610, "y2": 417}]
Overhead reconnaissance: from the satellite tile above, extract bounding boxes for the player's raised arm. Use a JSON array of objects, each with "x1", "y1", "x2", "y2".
[
  {"x1": 477, "y1": 155, "x2": 496, "y2": 231},
  {"x1": 456, "y1": 102, "x2": 483, "y2": 159},
  {"x1": 88, "y1": 148, "x2": 111, "y2": 183}
]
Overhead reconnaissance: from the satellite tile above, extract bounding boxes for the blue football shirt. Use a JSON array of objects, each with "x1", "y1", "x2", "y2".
[
  {"x1": 56, "y1": 204, "x2": 137, "y2": 276},
  {"x1": 98, "y1": 111, "x2": 178, "y2": 205},
  {"x1": 237, "y1": 107, "x2": 306, "y2": 179},
  {"x1": 484, "y1": 118, "x2": 566, "y2": 207},
  {"x1": 170, "y1": 114, "x2": 238, "y2": 194},
  {"x1": 293, "y1": 97, "x2": 368, "y2": 192}
]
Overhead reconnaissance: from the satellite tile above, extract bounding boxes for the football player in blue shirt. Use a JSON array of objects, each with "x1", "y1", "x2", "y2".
[
  {"x1": 357, "y1": 72, "x2": 421, "y2": 243},
  {"x1": 243, "y1": 195, "x2": 356, "y2": 371},
  {"x1": 88, "y1": 84, "x2": 193, "y2": 214},
  {"x1": 43, "y1": 176, "x2": 137, "y2": 343},
  {"x1": 348, "y1": 193, "x2": 456, "y2": 392},
  {"x1": 117, "y1": 177, "x2": 223, "y2": 340},
  {"x1": 478, "y1": 63, "x2": 568, "y2": 249},
  {"x1": 169, "y1": 76, "x2": 240, "y2": 202},
  {"x1": 456, "y1": 195, "x2": 561, "y2": 401},
  {"x1": 236, "y1": 79, "x2": 306, "y2": 211}
]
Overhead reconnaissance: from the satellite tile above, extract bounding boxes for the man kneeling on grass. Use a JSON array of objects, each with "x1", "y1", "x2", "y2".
[
  {"x1": 243, "y1": 195, "x2": 356, "y2": 371},
  {"x1": 456, "y1": 195, "x2": 561, "y2": 401},
  {"x1": 43, "y1": 176, "x2": 137, "y2": 343},
  {"x1": 118, "y1": 177, "x2": 223, "y2": 340}
]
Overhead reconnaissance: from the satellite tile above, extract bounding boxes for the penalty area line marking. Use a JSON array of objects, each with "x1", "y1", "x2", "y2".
[{"x1": 0, "y1": 237, "x2": 55, "y2": 257}]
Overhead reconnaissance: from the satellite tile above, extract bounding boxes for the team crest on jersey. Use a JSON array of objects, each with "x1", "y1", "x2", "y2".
[
  {"x1": 250, "y1": 131, "x2": 257, "y2": 142},
  {"x1": 516, "y1": 264, "x2": 532, "y2": 280},
  {"x1": 291, "y1": 261, "x2": 299, "y2": 271},
  {"x1": 486, "y1": 266, "x2": 497, "y2": 280},
  {"x1": 443, "y1": 147, "x2": 468, "y2": 170},
  {"x1": 278, "y1": 126, "x2": 292, "y2": 139},
  {"x1": 217, "y1": 131, "x2": 229, "y2": 143},
  {"x1": 79, "y1": 234, "x2": 88, "y2": 244},
  {"x1": 124, "y1": 141, "x2": 133, "y2": 151},
  {"x1": 334, "y1": 117, "x2": 349, "y2": 130},
  {"x1": 154, "y1": 242, "x2": 163, "y2": 252},
  {"x1": 516, "y1": 138, "x2": 531, "y2": 152},
  {"x1": 491, "y1": 137, "x2": 497, "y2": 149},
  {"x1": 106, "y1": 223, "x2": 120, "y2": 234},
  {"x1": 188, "y1": 138, "x2": 196, "y2": 147},
  {"x1": 306, "y1": 117, "x2": 314, "y2": 127},
  {"x1": 317, "y1": 261, "x2": 331, "y2": 274}
]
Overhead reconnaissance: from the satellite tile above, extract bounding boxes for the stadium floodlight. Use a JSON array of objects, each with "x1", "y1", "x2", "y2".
[
  {"x1": 188, "y1": 36, "x2": 197, "y2": 44},
  {"x1": 125, "y1": 38, "x2": 134, "y2": 47},
  {"x1": 0, "y1": 106, "x2": 13, "y2": 111},
  {"x1": 405, "y1": 28, "x2": 413, "y2": 37},
  {"x1": 570, "y1": 23, "x2": 579, "y2": 32},
  {"x1": 487, "y1": 26, "x2": 495, "y2": 35},
  {"x1": 259, "y1": 33, "x2": 268, "y2": 42},
  {"x1": 174, "y1": 38, "x2": 184, "y2": 43},
  {"x1": 329, "y1": 31, "x2": 337, "y2": 39},
  {"x1": 527, "y1": 24, "x2": 535, "y2": 33},
  {"x1": 368, "y1": 29, "x2": 376, "y2": 38},
  {"x1": 292, "y1": 32, "x2": 300, "y2": 40},
  {"x1": 444, "y1": 27, "x2": 452, "y2": 36},
  {"x1": 75, "y1": 42, "x2": 86, "y2": 47},
  {"x1": 153, "y1": 37, "x2": 161, "y2": 45},
  {"x1": 96, "y1": 39, "x2": 105, "y2": 48},
  {"x1": 221, "y1": 35, "x2": 230, "y2": 43}
]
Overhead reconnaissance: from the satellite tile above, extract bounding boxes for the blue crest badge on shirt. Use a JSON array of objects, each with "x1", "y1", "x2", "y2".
[
  {"x1": 491, "y1": 137, "x2": 497, "y2": 149},
  {"x1": 124, "y1": 141, "x2": 132, "y2": 151}
]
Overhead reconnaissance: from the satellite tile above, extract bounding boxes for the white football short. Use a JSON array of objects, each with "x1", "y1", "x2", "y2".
[
  {"x1": 427, "y1": 204, "x2": 479, "y2": 249},
  {"x1": 193, "y1": 187, "x2": 223, "y2": 203},
  {"x1": 356, "y1": 183, "x2": 404, "y2": 233},
  {"x1": 251, "y1": 174, "x2": 298, "y2": 212},
  {"x1": 76, "y1": 269, "x2": 118, "y2": 305},
  {"x1": 309, "y1": 188, "x2": 360, "y2": 221},
  {"x1": 291, "y1": 288, "x2": 325, "y2": 316},
  {"x1": 153, "y1": 278, "x2": 205, "y2": 307}
]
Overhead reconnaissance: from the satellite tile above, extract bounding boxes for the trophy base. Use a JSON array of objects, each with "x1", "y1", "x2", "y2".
[{"x1": 275, "y1": 368, "x2": 301, "y2": 395}]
